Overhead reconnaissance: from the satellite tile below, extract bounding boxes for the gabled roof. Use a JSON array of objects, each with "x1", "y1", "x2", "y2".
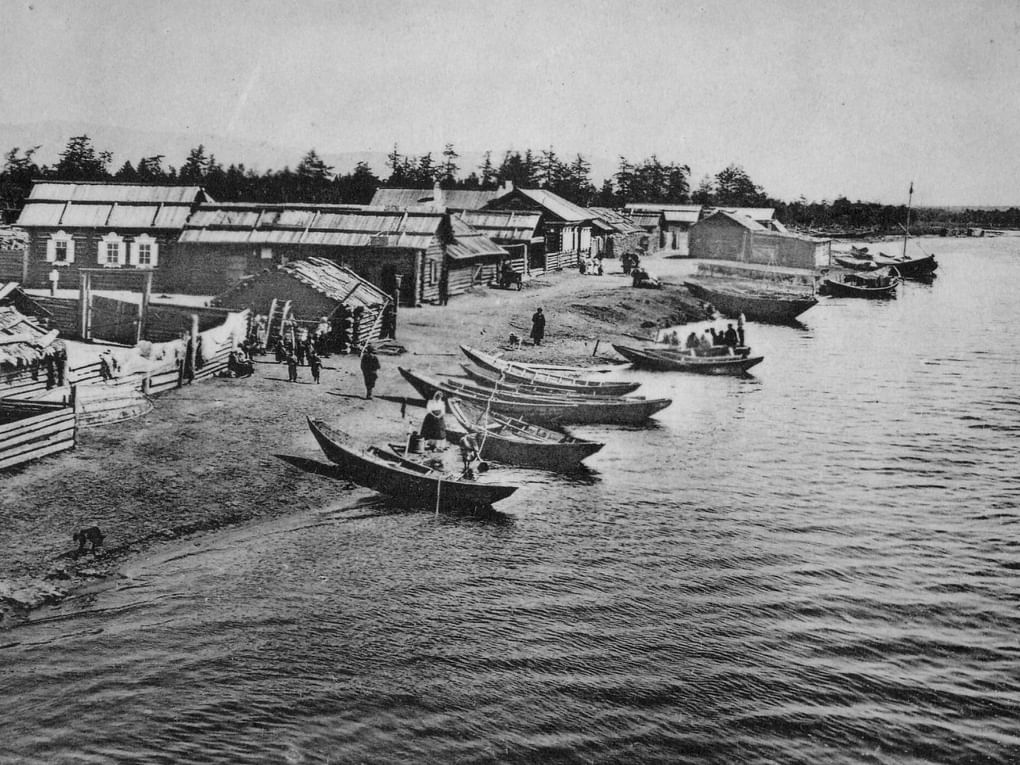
[
  {"x1": 696, "y1": 209, "x2": 768, "y2": 231},
  {"x1": 180, "y1": 203, "x2": 445, "y2": 250},
  {"x1": 212, "y1": 257, "x2": 389, "y2": 312},
  {"x1": 446, "y1": 217, "x2": 508, "y2": 261},
  {"x1": 626, "y1": 203, "x2": 702, "y2": 213},
  {"x1": 713, "y1": 207, "x2": 776, "y2": 223},
  {"x1": 371, "y1": 188, "x2": 501, "y2": 211},
  {"x1": 454, "y1": 210, "x2": 542, "y2": 243},
  {"x1": 17, "y1": 182, "x2": 207, "y2": 230},
  {"x1": 487, "y1": 188, "x2": 592, "y2": 223}
]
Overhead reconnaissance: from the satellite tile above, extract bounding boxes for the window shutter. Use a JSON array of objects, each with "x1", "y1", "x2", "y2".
[
  {"x1": 128, "y1": 240, "x2": 137, "y2": 266},
  {"x1": 46, "y1": 238, "x2": 56, "y2": 263}
]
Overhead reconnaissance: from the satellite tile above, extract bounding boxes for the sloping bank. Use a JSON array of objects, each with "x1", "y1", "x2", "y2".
[{"x1": 1, "y1": 268, "x2": 708, "y2": 628}]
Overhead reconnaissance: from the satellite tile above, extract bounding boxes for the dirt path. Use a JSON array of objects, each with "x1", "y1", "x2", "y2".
[{"x1": 1, "y1": 255, "x2": 707, "y2": 627}]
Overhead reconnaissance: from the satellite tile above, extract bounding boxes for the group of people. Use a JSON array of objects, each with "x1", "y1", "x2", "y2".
[
  {"x1": 670, "y1": 315, "x2": 747, "y2": 354},
  {"x1": 578, "y1": 256, "x2": 604, "y2": 276}
]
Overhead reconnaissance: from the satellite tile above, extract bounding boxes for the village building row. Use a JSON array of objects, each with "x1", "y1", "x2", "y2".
[{"x1": 7, "y1": 180, "x2": 819, "y2": 305}]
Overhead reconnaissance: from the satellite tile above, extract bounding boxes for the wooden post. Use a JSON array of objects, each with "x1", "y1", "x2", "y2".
[
  {"x1": 137, "y1": 270, "x2": 152, "y2": 343},
  {"x1": 78, "y1": 271, "x2": 90, "y2": 341},
  {"x1": 21, "y1": 244, "x2": 29, "y2": 285}
]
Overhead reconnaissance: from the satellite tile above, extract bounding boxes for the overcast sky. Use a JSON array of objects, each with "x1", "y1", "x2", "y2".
[{"x1": 2, "y1": 0, "x2": 1018, "y2": 205}]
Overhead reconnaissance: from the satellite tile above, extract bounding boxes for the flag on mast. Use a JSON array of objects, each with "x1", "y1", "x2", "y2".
[{"x1": 909, "y1": 181, "x2": 914, "y2": 195}]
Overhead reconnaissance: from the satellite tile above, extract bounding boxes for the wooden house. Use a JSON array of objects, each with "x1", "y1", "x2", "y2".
[
  {"x1": 454, "y1": 210, "x2": 542, "y2": 276},
  {"x1": 15, "y1": 182, "x2": 208, "y2": 291},
  {"x1": 688, "y1": 210, "x2": 830, "y2": 269},
  {"x1": 176, "y1": 203, "x2": 450, "y2": 305},
  {"x1": 624, "y1": 204, "x2": 702, "y2": 253},
  {"x1": 444, "y1": 218, "x2": 508, "y2": 296},
  {"x1": 623, "y1": 209, "x2": 665, "y2": 251},
  {"x1": 484, "y1": 185, "x2": 593, "y2": 271},
  {"x1": 587, "y1": 208, "x2": 646, "y2": 259}
]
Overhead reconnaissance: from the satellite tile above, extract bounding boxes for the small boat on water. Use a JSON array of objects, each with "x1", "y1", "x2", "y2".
[
  {"x1": 447, "y1": 398, "x2": 604, "y2": 471},
  {"x1": 306, "y1": 417, "x2": 518, "y2": 510},
  {"x1": 613, "y1": 344, "x2": 764, "y2": 375},
  {"x1": 821, "y1": 267, "x2": 900, "y2": 299},
  {"x1": 833, "y1": 253, "x2": 881, "y2": 271},
  {"x1": 460, "y1": 346, "x2": 640, "y2": 395},
  {"x1": 459, "y1": 363, "x2": 643, "y2": 398},
  {"x1": 684, "y1": 280, "x2": 818, "y2": 324},
  {"x1": 399, "y1": 367, "x2": 672, "y2": 426},
  {"x1": 869, "y1": 251, "x2": 938, "y2": 279}
]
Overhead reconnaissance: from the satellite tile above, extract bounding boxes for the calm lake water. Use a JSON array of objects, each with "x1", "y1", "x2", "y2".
[{"x1": 3, "y1": 237, "x2": 1019, "y2": 764}]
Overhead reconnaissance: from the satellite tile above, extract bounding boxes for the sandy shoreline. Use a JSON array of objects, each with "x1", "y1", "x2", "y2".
[{"x1": 1, "y1": 256, "x2": 709, "y2": 628}]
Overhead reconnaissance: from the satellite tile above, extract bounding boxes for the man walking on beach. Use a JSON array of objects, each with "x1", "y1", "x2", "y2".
[
  {"x1": 530, "y1": 307, "x2": 546, "y2": 346},
  {"x1": 309, "y1": 352, "x2": 322, "y2": 384},
  {"x1": 286, "y1": 352, "x2": 299, "y2": 383},
  {"x1": 360, "y1": 344, "x2": 380, "y2": 399}
]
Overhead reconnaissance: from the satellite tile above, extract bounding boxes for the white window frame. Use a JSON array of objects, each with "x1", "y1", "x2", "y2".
[
  {"x1": 129, "y1": 234, "x2": 159, "y2": 268},
  {"x1": 99, "y1": 232, "x2": 126, "y2": 267},
  {"x1": 46, "y1": 231, "x2": 75, "y2": 264}
]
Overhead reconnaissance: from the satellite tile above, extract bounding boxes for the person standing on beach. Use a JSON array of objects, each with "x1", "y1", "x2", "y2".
[
  {"x1": 309, "y1": 352, "x2": 322, "y2": 384},
  {"x1": 286, "y1": 352, "x2": 299, "y2": 383},
  {"x1": 531, "y1": 308, "x2": 546, "y2": 346},
  {"x1": 360, "y1": 344, "x2": 380, "y2": 399}
]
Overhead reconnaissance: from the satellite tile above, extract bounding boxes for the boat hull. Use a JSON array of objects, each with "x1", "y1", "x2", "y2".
[
  {"x1": 448, "y1": 399, "x2": 604, "y2": 471},
  {"x1": 613, "y1": 344, "x2": 764, "y2": 375},
  {"x1": 399, "y1": 368, "x2": 671, "y2": 426},
  {"x1": 684, "y1": 281, "x2": 817, "y2": 323},
  {"x1": 307, "y1": 417, "x2": 517, "y2": 509},
  {"x1": 821, "y1": 278, "x2": 898, "y2": 299},
  {"x1": 460, "y1": 346, "x2": 640, "y2": 395}
]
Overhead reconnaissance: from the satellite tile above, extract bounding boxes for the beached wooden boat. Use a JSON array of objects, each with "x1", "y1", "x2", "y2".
[
  {"x1": 833, "y1": 253, "x2": 881, "y2": 271},
  {"x1": 821, "y1": 267, "x2": 899, "y2": 298},
  {"x1": 447, "y1": 398, "x2": 604, "y2": 470},
  {"x1": 399, "y1": 367, "x2": 671, "y2": 426},
  {"x1": 683, "y1": 280, "x2": 818, "y2": 324},
  {"x1": 612, "y1": 344, "x2": 764, "y2": 375},
  {"x1": 306, "y1": 417, "x2": 518, "y2": 509},
  {"x1": 869, "y1": 251, "x2": 938, "y2": 278},
  {"x1": 460, "y1": 346, "x2": 640, "y2": 395},
  {"x1": 459, "y1": 363, "x2": 642, "y2": 398}
]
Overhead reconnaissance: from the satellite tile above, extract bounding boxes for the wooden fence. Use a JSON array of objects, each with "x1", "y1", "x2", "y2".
[{"x1": 0, "y1": 399, "x2": 76, "y2": 471}]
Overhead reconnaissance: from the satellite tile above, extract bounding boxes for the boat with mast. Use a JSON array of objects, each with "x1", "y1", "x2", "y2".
[{"x1": 871, "y1": 183, "x2": 939, "y2": 278}]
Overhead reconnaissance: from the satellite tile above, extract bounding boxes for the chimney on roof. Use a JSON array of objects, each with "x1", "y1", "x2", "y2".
[
  {"x1": 500, "y1": 180, "x2": 514, "y2": 195},
  {"x1": 432, "y1": 181, "x2": 444, "y2": 211}
]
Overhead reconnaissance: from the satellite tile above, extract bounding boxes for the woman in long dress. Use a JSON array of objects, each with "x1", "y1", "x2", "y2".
[{"x1": 420, "y1": 392, "x2": 447, "y2": 450}]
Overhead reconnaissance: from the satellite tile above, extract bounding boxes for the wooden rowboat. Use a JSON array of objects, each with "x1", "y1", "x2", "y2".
[
  {"x1": 460, "y1": 346, "x2": 640, "y2": 395},
  {"x1": 399, "y1": 367, "x2": 671, "y2": 426},
  {"x1": 447, "y1": 398, "x2": 604, "y2": 471},
  {"x1": 684, "y1": 280, "x2": 818, "y2": 324},
  {"x1": 306, "y1": 417, "x2": 518, "y2": 510},
  {"x1": 613, "y1": 344, "x2": 764, "y2": 375},
  {"x1": 459, "y1": 364, "x2": 643, "y2": 399},
  {"x1": 821, "y1": 267, "x2": 899, "y2": 299}
]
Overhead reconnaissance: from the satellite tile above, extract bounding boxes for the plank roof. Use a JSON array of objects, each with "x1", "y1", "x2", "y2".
[
  {"x1": 212, "y1": 257, "x2": 389, "y2": 312},
  {"x1": 0, "y1": 305, "x2": 52, "y2": 368},
  {"x1": 447, "y1": 217, "x2": 508, "y2": 261},
  {"x1": 588, "y1": 207, "x2": 645, "y2": 235},
  {"x1": 487, "y1": 188, "x2": 593, "y2": 223},
  {"x1": 454, "y1": 210, "x2": 542, "y2": 242},
  {"x1": 371, "y1": 188, "x2": 500, "y2": 210},
  {"x1": 17, "y1": 182, "x2": 207, "y2": 230},
  {"x1": 180, "y1": 203, "x2": 445, "y2": 250}
]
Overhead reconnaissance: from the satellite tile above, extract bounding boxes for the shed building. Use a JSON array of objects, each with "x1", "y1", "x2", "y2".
[
  {"x1": 588, "y1": 208, "x2": 647, "y2": 258},
  {"x1": 211, "y1": 257, "x2": 390, "y2": 349},
  {"x1": 688, "y1": 210, "x2": 831, "y2": 269},
  {"x1": 15, "y1": 182, "x2": 208, "y2": 291}
]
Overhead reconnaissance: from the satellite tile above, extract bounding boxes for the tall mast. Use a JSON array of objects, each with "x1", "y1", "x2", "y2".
[{"x1": 903, "y1": 181, "x2": 913, "y2": 258}]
